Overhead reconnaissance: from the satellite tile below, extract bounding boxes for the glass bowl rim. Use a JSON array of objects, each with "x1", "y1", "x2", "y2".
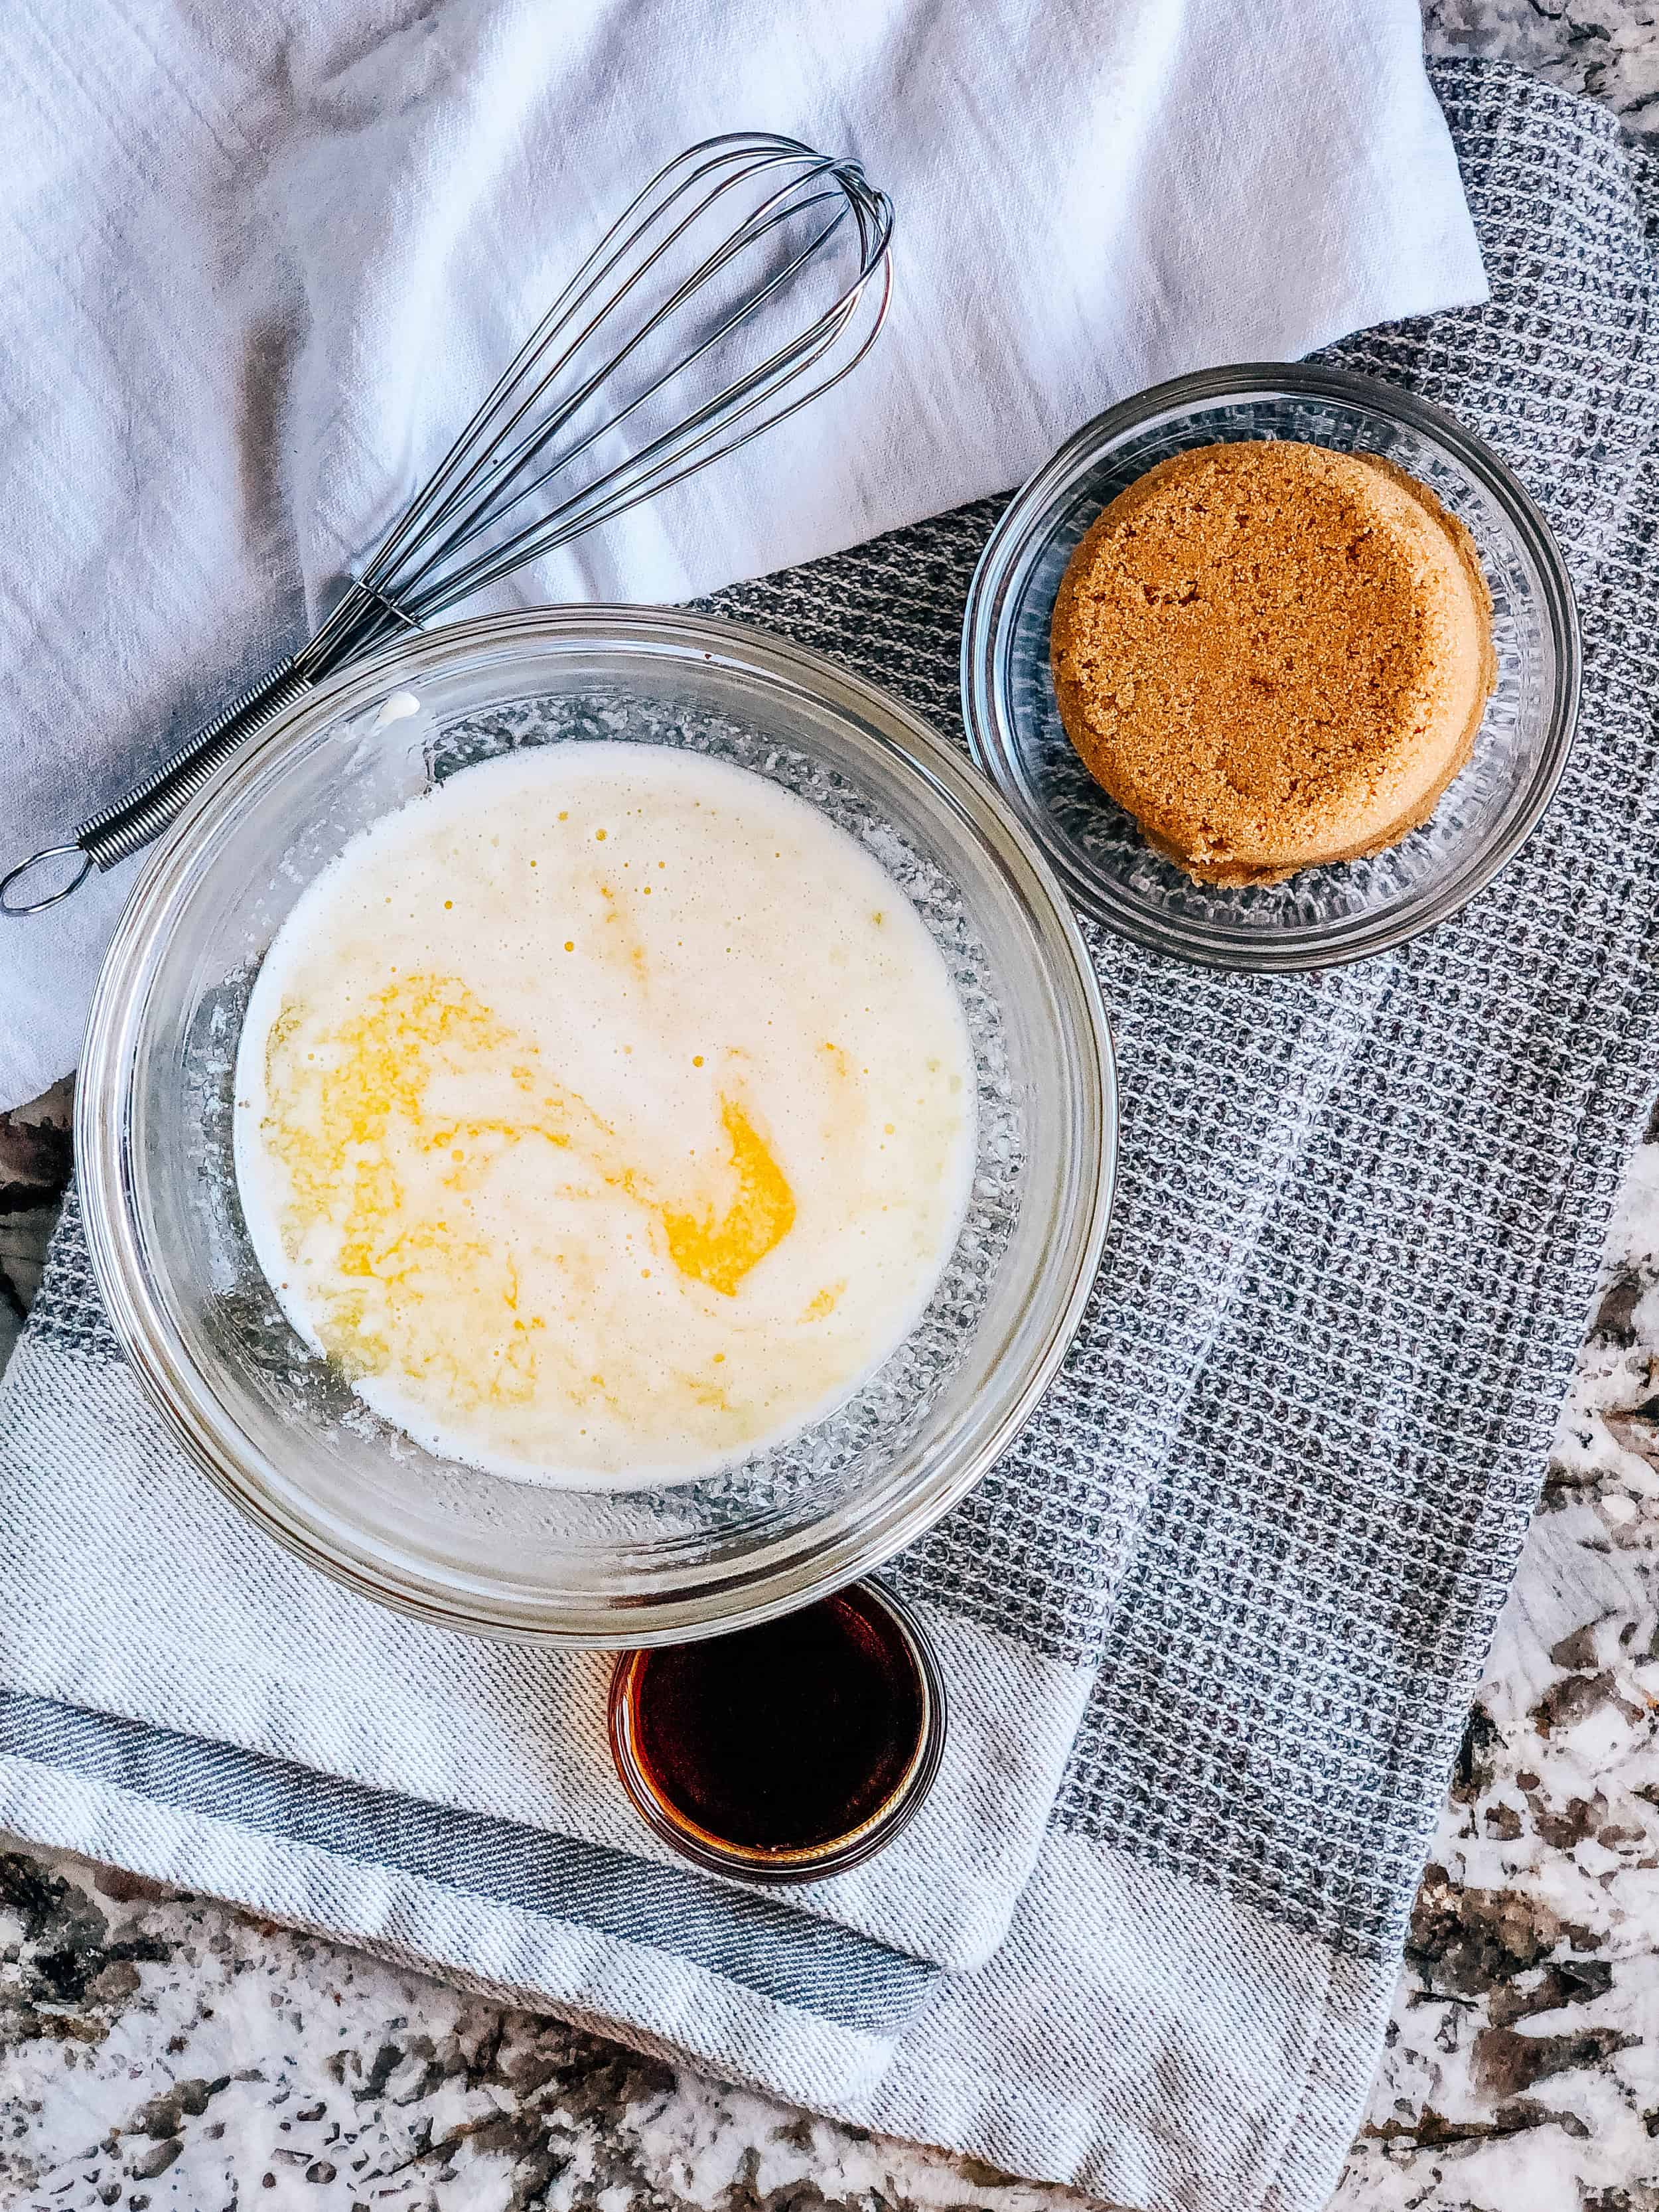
[
  {"x1": 960, "y1": 358, "x2": 1583, "y2": 972},
  {"x1": 76, "y1": 603, "x2": 1119, "y2": 1646}
]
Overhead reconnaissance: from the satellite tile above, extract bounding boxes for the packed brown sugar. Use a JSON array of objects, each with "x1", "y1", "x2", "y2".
[{"x1": 1049, "y1": 440, "x2": 1496, "y2": 886}]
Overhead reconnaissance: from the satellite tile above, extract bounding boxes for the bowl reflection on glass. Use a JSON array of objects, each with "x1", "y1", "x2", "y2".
[{"x1": 77, "y1": 609, "x2": 1115, "y2": 1646}]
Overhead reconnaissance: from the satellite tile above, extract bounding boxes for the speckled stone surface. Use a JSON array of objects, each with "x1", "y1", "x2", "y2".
[
  {"x1": 1423, "y1": 0, "x2": 1659, "y2": 127},
  {"x1": 6, "y1": 10, "x2": 1659, "y2": 2208}
]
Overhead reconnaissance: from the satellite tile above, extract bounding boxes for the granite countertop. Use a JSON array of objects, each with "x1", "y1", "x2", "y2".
[{"x1": 5, "y1": 7, "x2": 1659, "y2": 2210}]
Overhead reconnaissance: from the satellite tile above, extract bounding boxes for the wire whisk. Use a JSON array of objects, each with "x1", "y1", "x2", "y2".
[{"x1": 3, "y1": 130, "x2": 893, "y2": 915}]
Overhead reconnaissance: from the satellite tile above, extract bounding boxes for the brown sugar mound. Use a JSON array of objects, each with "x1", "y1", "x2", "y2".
[{"x1": 1048, "y1": 440, "x2": 1496, "y2": 887}]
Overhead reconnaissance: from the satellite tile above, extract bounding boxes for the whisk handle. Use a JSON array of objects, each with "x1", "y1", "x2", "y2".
[{"x1": 1, "y1": 660, "x2": 313, "y2": 916}]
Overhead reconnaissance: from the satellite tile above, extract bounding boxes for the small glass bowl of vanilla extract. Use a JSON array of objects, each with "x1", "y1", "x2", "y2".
[{"x1": 608, "y1": 1580, "x2": 946, "y2": 1883}]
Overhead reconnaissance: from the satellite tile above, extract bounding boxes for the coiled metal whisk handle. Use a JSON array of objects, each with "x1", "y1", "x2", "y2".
[{"x1": 1, "y1": 663, "x2": 313, "y2": 915}]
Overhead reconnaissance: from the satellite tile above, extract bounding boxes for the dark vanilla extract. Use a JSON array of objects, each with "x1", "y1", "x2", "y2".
[{"x1": 615, "y1": 1585, "x2": 934, "y2": 1866}]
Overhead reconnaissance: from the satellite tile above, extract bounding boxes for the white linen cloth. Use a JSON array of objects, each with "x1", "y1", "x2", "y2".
[{"x1": 0, "y1": 0, "x2": 1482, "y2": 1109}]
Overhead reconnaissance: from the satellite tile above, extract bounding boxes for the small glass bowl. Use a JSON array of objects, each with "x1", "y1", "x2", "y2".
[
  {"x1": 77, "y1": 608, "x2": 1115, "y2": 1646},
  {"x1": 962, "y1": 362, "x2": 1581, "y2": 971},
  {"x1": 608, "y1": 1578, "x2": 946, "y2": 1883}
]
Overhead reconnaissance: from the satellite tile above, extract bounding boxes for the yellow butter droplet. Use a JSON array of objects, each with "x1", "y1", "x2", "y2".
[{"x1": 659, "y1": 1098, "x2": 795, "y2": 1297}]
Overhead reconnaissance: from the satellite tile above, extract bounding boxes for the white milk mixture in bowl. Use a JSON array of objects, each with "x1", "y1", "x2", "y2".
[{"x1": 234, "y1": 741, "x2": 977, "y2": 1489}]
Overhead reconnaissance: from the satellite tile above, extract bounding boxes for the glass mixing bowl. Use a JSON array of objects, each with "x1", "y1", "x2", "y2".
[
  {"x1": 77, "y1": 608, "x2": 1116, "y2": 1645},
  {"x1": 962, "y1": 362, "x2": 1581, "y2": 970}
]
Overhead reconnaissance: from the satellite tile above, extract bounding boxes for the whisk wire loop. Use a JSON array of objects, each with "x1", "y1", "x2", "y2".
[
  {"x1": 370, "y1": 149, "x2": 885, "y2": 616},
  {"x1": 406, "y1": 238, "x2": 862, "y2": 609},
  {"x1": 398, "y1": 187, "x2": 850, "y2": 589},
  {"x1": 360, "y1": 137, "x2": 865, "y2": 603}
]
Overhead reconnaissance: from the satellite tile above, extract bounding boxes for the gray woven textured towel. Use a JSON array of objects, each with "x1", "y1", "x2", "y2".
[{"x1": 3, "y1": 59, "x2": 1657, "y2": 2212}]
